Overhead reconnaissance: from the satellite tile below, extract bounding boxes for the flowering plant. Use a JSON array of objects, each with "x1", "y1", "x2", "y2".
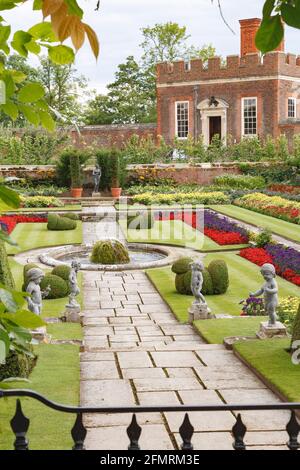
[
  {"x1": 240, "y1": 296, "x2": 265, "y2": 316},
  {"x1": 0, "y1": 215, "x2": 47, "y2": 235},
  {"x1": 235, "y1": 193, "x2": 300, "y2": 224}
]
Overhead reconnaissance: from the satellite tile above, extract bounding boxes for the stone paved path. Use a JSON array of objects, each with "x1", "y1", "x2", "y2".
[{"x1": 80, "y1": 207, "x2": 290, "y2": 450}]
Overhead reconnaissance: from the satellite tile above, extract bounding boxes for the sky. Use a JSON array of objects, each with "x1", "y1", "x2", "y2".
[{"x1": 4, "y1": 0, "x2": 300, "y2": 96}]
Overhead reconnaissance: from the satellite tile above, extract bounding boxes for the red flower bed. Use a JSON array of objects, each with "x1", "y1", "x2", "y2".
[
  {"x1": 239, "y1": 247, "x2": 300, "y2": 287},
  {"x1": 204, "y1": 228, "x2": 248, "y2": 245},
  {"x1": 268, "y1": 184, "x2": 300, "y2": 195},
  {"x1": 0, "y1": 215, "x2": 47, "y2": 234}
]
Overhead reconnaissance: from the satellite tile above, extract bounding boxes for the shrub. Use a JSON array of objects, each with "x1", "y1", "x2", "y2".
[
  {"x1": 111, "y1": 148, "x2": 120, "y2": 187},
  {"x1": 255, "y1": 228, "x2": 273, "y2": 248},
  {"x1": 70, "y1": 151, "x2": 83, "y2": 188},
  {"x1": 213, "y1": 174, "x2": 265, "y2": 190},
  {"x1": 20, "y1": 196, "x2": 63, "y2": 208},
  {"x1": 127, "y1": 211, "x2": 155, "y2": 230},
  {"x1": 235, "y1": 193, "x2": 300, "y2": 224},
  {"x1": 175, "y1": 267, "x2": 214, "y2": 295},
  {"x1": 56, "y1": 148, "x2": 90, "y2": 187},
  {"x1": 0, "y1": 350, "x2": 36, "y2": 381},
  {"x1": 61, "y1": 213, "x2": 80, "y2": 220},
  {"x1": 133, "y1": 191, "x2": 229, "y2": 206},
  {"x1": 208, "y1": 259, "x2": 229, "y2": 294},
  {"x1": 90, "y1": 240, "x2": 130, "y2": 264},
  {"x1": 277, "y1": 297, "x2": 299, "y2": 332},
  {"x1": 172, "y1": 257, "x2": 194, "y2": 275},
  {"x1": 40, "y1": 274, "x2": 69, "y2": 299},
  {"x1": 47, "y1": 214, "x2": 77, "y2": 231},
  {"x1": 291, "y1": 303, "x2": 300, "y2": 350},
  {"x1": 52, "y1": 265, "x2": 71, "y2": 282},
  {"x1": 0, "y1": 241, "x2": 15, "y2": 289}
]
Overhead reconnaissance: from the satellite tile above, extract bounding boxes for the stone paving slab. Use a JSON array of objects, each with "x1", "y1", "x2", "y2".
[
  {"x1": 174, "y1": 432, "x2": 234, "y2": 450},
  {"x1": 117, "y1": 351, "x2": 153, "y2": 369},
  {"x1": 81, "y1": 379, "x2": 134, "y2": 407},
  {"x1": 151, "y1": 351, "x2": 203, "y2": 368},
  {"x1": 122, "y1": 368, "x2": 166, "y2": 379},
  {"x1": 134, "y1": 377, "x2": 202, "y2": 392},
  {"x1": 81, "y1": 361, "x2": 119, "y2": 380},
  {"x1": 84, "y1": 412, "x2": 163, "y2": 428}
]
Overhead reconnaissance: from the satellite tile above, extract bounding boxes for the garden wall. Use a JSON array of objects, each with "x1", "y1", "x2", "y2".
[
  {"x1": 70, "y1": 123, "x2": 157, "y2": 148},
  {"x1": 0, "y1": 163, "x2": 241, "y2": 187}
]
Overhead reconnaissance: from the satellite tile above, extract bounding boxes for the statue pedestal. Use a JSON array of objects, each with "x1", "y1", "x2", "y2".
[
  {"x1": 92, "y1": 192, "x2": 101, "y2": 198},
  {"x1": 30, "y1": 327, "x2": 50, "y2": 343},
  {"x1": 188, "y1": 302, "x2": 213, "y2": 323},
  {"x1": 256, "y1": 321, "x2": 287, "y2": 339},
  {"x1": 63, "y1": 306, "x2": 82, "y2": 323}
]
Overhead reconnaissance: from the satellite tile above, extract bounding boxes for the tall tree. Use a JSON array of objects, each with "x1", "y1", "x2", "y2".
[{"x1": 36, "y1": 57, "x2": 88, "y2": 124}]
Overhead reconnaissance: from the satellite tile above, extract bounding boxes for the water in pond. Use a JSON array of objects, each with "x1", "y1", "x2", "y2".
[{"x1": 58, "y1": 250, "x2": 166, "y2": 265}]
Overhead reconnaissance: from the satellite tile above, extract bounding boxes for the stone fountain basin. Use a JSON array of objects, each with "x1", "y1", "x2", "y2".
[{"x1": 39, "y1": 243, "x2": 178, "y2": 271}]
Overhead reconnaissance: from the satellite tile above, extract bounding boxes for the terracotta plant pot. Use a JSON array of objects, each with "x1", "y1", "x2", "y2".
[
  {"x1": 71, "y1": 188, "x2": 83, "y2": 198},
  {"x1": 111, "y1": 187, "x2": 122, "y2": 198}
]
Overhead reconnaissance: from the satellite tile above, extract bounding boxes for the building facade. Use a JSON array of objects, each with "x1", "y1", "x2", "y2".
[{"x1": 156, "y1": 18, "x2": 300, "y2": 146}]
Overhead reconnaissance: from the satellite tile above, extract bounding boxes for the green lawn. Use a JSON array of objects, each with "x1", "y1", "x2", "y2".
[
  {"x1": 7, "y1": 222, "x2": 82, "y2": 255},
  {"x1": 147, "y1": 252, "x2": 300, "y2": 322},
  {"x1": 0, "y1": 343, "x2": 80, "y2": 450},
  {"x1": 194, "y1": 316, "x2": 267, "y2": 344},
  {"x1": 210, "y1": 205, "x2": 300, "y2": 243},
  {"x1": 121, "y1": 219, "x2": 248, "y2": 252},
  {"x1": 234, "y1": 339, "x2": 300, "y2": 402}
]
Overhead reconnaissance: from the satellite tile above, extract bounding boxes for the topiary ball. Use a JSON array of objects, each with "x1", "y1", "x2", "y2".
[
  {"x1": 40, "y1": 274, "x2": 69, "y2": 299},
  {"x1": 52, "y1": 264, "x2": 71, "y2": 282},
  {"x1": 47, "y1": 214, "x2": 77, "y2": 231},
  {"x1": 208, "y1": 259, "x2": 229, "y2": 295},
  {"x1": 172, "y1": 257, "x2": 194, "y2": 275},
  {"x1": 174, "y1": 267, "x2": 214, "y2": 296},
  {"x1": 291, "y1": 303, "x2": 300, "y2": 351},
  {"x1": 90, "y1": 240, "x2": 130, "y2": 265}
]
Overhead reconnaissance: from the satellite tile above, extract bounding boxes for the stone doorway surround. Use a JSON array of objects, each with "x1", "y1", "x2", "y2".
[{"x1": 197, "y1": 98, "x2": 229, "y2": 146}]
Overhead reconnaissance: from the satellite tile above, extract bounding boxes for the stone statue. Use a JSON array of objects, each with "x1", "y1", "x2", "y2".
[
  {"x1": 92, "y1": 163, "x2": 102, "y2": 193},
  {"x1": 250, "y1": 263, "x2": 278, "y2": 326},
  {"x1": 190, "y1": 261, "x2": 207, "y2": 305},
  {"x1": 66, "y1": 261, "x2": 81, "y2": 309},
  {"x1": 26, "y1": 268, "x2": 51, "y2": 316}
]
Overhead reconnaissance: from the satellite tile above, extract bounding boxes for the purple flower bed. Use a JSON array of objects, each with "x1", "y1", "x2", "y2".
[
  {"x1": 264, "y1": 243, "x2": 300, "y2": 274},
  {"x1": 204, "y1": 210, "x2": 249, "y2": 239}
]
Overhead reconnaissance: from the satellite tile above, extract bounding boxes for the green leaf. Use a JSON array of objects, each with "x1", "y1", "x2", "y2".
[
  {"x1": 0, "y1": 230, "x2": 18, "y2": 246},
  {"x1": 2, "y1": 73, "x2": 15, "y2": 98},
  {"x1": 33, "y1": 0, "x2": 42, "y2": 10},
  {"x1": 255, "y1": 15, "x2": 284, "y2": 53},
  {"x1": 282, "y1": 1, "x2": 300, "y2": 29},
  {"x1": 263, "y1": 0, "x2": 275, "y2": 18},
  {"x1": 18, "y1": 103, "x2": 40, "y2": 126},
  {"x1": 0, "y1": 1, "x2": 23, "y2": 11},
  {"x1": 0, "y1": 24, "x2": 10, "y2": 44},
  {"x1": 11, "y1": 30, "x2": 32, "y2": 57},
  {"x1": 0, "y1": 184, "x2": 20, "y2": 208},
  {"x1": 0, "y1": 329, "x2": 10, "y2": 360},
  {"x1": 35, "y1": 99, "x2": 49, "y2": 111},
  {"x1": 2, "y1": 310, "x2": 45, "y2": 329},
  {"x1": 39, "y1": 109, "x2": 55, "y2": 131},
  {"x1": 10, "y1": 70, "x2": 26, "y2": 83},
  {"x1": 48, "y1": 45, "x2": 75, "y2": 65},
  {"x1": 28, "y1": 22, "x2": 57, "y2": 42},
  {"x1": 25, "y1": 39, "x2": 41, "y2": 54},
  {"x1": 64, "y1": 0, "x2": 83, "y2": 18},
  {"x1": 18, "y1": 82, "x2": 45, "y2": 103},
  {"x1": 2, "y1": 100, "x2": 18, "y2": 120},
  {"x1": 0, "y1": 287, "x2": 18, "y2": 312}
]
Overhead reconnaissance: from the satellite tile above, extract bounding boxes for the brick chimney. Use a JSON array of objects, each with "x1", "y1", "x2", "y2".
[{"x1": 239, "y1": 18, "x2": 284, "y2": 56}]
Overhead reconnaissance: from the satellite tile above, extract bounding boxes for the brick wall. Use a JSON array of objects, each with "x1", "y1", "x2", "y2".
[{"x1": 71, "y1": 123, "x2": 157, "y2": 148}]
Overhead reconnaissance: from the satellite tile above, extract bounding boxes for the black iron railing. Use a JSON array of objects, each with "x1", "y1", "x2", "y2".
[{"x1": 1, "y1": 389, "x2": 300, "y2": 450}]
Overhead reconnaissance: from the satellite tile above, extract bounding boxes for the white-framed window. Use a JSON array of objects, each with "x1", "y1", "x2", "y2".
[
  {"x1": 175, "y1": 101, "x2": 189, "y2": 139},
  {"x1": 288, "y1": 97, "x2": 297, "y2": 118},
  {"x1": 242, "y1": 97, "x2": 257, "y2": 136}
]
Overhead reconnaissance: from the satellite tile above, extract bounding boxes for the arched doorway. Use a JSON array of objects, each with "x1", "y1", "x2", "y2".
[{"x1": 197, "y1": 98, "x2": 229, "y2": 146}]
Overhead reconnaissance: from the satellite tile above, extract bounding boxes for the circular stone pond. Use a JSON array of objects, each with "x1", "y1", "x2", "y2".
[{"x1": 39, "y1": 243, "x2": 176, "y2": 271}]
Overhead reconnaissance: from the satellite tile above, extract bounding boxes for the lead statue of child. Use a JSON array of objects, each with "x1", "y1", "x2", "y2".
[
  {"x1": 67, "y1": 260, "x2": 81, "y2": 309},
  {"x1": 92, "y1": 163, "x2": 102, "y2": 193},
  {"x1": 250, "y1": 263, "x2": 278, "y2": 326},
  {"x1": 190, "y1": 261, "x2": 207, "y2": 305},
  {"x1": 26, "y1": 268, "x2": 51, "y2": 316}
]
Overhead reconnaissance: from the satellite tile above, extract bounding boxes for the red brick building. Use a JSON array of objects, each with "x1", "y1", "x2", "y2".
[{"x1": 156, "y1": 18, "x2": 300, "y2": 146}]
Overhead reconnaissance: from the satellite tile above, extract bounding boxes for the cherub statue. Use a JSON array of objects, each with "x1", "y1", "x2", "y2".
[
  {"x1": 67, "y1": 261, "x2": 81, "y2": 308},
  {"x1": 190, "y1": 261, "x2": 207, "y2": 305},
  {"x1": 250, "y1": 263, "x2": 278, "y2": 326},
  {"x1": 26, "y1": 268, "x2": 51, "y2": 316}
]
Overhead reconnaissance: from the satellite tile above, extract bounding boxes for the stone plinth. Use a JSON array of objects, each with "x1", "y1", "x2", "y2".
[
  {"x1": 63, "y1": 306, "x2": 82, "y2": 323},
  {"x1": 30, "y1": 327, "x2": 50, "y2": 343},
  {"x1": 256, "y1": 321, "x2": 288, "y2": 339},
  {"x1": 92, "y1": 192, "x2": 101, "y2": 198},
  {"x1": 188, "y1": 302, "x2": 213, "y2": 323}
]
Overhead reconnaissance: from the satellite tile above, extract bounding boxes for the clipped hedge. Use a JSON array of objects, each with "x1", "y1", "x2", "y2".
[
  {"x1": 172, "y1": 257, "x2": 194, "y2": 275},
  {"x1": 127, "y1": 211, "x2": 155, "y2": 230},
  {"x1": 52, "y1": 265, "x2": 71, "y2": 282},
  {"x1": 40, "y1": 274, "x2": 69, "y2": 299},
  {"x1": 90, "y1": 240, "x2": 130, "y2": 265},
  {"x1": 132, "y1": 191, "x2": 230, "y2": 206},
  {"x1": 175, "y1": 268, "x2": 214, "y2": 296},
  {"x1": 0, "y1": 240, "x2": 15, "y2": 289},
  {"x1": 0, "y1": 350, "x2": 36, "y2": 381},
  {"x1": 291, "y1": 303, "x2": 300, "y2": 351},
  {"x1": 47, "y1": 213, "x2": 77, "y2": 231},
  {"x1": 207, "y1": 259, "x2": 229, "y2": 294}
]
